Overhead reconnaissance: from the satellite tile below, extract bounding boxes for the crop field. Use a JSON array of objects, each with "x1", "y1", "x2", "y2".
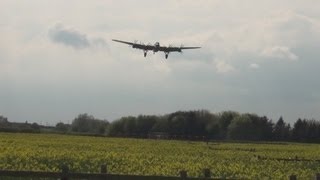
[{"x1": 0, "y1": 133, "x2": 319, "y2": 179}]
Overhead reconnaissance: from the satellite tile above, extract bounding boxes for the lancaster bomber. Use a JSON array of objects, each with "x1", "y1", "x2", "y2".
[{"x1": 112, "y1": 39, "x2": 201, "y2": 59}]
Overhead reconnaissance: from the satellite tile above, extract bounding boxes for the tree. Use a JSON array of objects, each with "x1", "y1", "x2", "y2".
[
  {"x1": 108, "y1": 119, "x2": 125, "y2": 136},
  {"x1": 306, "y1": 120, "x2": 320, "y2": 141},
  {"x1": 151, "y1": 117, "x2": 169, "y2": 132},
  {"x1": 0, "y1": 115, "x2": 8, "y2": 124},
  {"x1": 227, "y1": 114, "x2": 254, "y2": 140},
  {"x1": 71, "y1": 113, "x2": 109, "y2": 134},
  {"x1": 251, "y1": 115, "x2": 274, "y2": 140},
  {"x1": 206, "y1": 121, "x2": 220, "y2": 139},
  {"x1": 123, "y1": 116, "x2": 137, "y2": 135},
  {"x1": 166, "y1": 110, "x2": 212, "y2": 137},
  {"x1": 135, "y1": 115, "x2": 157, "y2": 136},
  {"x1": 273, "y1": 117, "x2": 290, "y2": 141},
  {"x1": 55, "y1": 122, "x2": 70, "y2": 133},
  {"x1": 227, "y1": 114, "x2": 273, "y2": 141},
  {"x1": 31, "y1": 123, "x2": 40, "y2": 131},
  {"x1": 292, "y1": 118, "x2": 307, "y2": 141},
  {"x1": 218, "y1": 111, "x2": 239, "y2": 139},
  {"x1": 72, "y1": 114, "x2": 93, "y2": 132},
  {"x1": 168, "y1": 114, "x2": 187, "y2": 135},
  {"x1": 205, "y1": 113, "x2": 220, "y2": 138},
  {"x1": 192, "y1": 110, "x2": 213, "y2": 136}
]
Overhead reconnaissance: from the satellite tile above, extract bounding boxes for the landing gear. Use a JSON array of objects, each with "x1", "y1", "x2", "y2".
[
  {"x1": 144, "y1": 50, "x2": 147, "y2": 57},
  {"x1": 165, "y1": 52, "x2": 169, "y2": 59}
]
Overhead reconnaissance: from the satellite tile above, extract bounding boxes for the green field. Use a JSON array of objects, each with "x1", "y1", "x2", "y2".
[{"x1": 0, "y1": 133, "x2": 319, "y2": 179}]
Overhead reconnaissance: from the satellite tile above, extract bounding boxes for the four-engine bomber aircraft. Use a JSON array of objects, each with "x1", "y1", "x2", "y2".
[{"x1": 112, "y1": 39, "x2": 201, "y2": 59}]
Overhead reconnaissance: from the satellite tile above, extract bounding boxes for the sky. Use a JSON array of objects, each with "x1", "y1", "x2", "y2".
[{"x1": 1, "y1": 0, "x2": 320, "y2": 125}]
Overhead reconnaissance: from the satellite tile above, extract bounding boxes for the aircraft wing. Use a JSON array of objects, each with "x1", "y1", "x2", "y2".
[
  {"x1": 159, "y1": 46, "x2": 201, "y2": 52},
  {"x1": 112, "y1": 39, "x2": 154, "y2": 50},
  {"x1": 112, "y1": 39, "x2": 134, "y2": 45},
  {"x1": 180, "y1": 46, "x2": 201, "y2": 50}
]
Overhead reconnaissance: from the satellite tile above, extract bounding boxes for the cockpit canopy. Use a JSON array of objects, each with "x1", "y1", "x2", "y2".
[{"x1": 154, "y1": 42, "x2": 160, "y2": 48}]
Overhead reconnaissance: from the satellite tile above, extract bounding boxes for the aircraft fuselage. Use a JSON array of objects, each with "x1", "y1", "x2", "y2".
[{"x1": 153, "y1": 42, "x2": 160, "y2": 53}]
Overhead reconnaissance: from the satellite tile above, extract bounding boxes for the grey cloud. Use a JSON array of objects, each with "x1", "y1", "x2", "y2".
[
  {"x1": 49, "y1": 24, "x2": 90, "y2": 49},
  {"x1": 48, "y1": 24, "x2": 108, "y2": 49},
  {"x1": 261, "y1": 46, "x2": 298, "y2": 61},
  {"x1": 3, "y1": 1, "x2": 320, "y2": 124}
]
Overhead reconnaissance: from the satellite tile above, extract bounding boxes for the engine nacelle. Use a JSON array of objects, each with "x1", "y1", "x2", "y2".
[{"x1": 165, "y1": 52, "x2": 169, "y2": 59}]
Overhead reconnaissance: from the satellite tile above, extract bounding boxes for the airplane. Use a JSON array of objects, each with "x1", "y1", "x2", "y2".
[{"x1": 112, "y1": 39, "x2": 201, "y2": 59}]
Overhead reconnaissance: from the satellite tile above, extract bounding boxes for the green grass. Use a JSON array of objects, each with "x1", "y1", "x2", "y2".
[{"x1": 0, "y1": 133, "x2": 319, "y2": 179}]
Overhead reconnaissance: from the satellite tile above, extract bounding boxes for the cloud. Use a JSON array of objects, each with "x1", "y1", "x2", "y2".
[
  {"x1": 2, "y1": 1, "x2": 320, "y2": 124},
  {"x1": 48, "y1": 24, "x2": 108, "y2": 49},
  {"x1": 214, "y1": 60, "x2": 235, "y2": 74},
  {"x1": 48, "y1": 24, "x2": 90, "y2": 49},
  {"x1": 261, "y1": 46, "x2": 298, "y2": 61},
  {"x1": 249, "y1": 63, "x2": 260, "y2": 69},
  {"x1": 191, "y1": 10, "x2": 319, "y2": 69},
  {"x1": 91, "y1": 38, "x2": 108, "y2": 47}
]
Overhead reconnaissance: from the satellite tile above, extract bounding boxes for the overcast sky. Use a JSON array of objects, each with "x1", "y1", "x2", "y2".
[{"x1": 1, "y1": 0, "x2": 320, "y2": 124}]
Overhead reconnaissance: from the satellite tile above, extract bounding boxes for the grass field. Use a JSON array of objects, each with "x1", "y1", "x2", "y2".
[{"x1": 0, "y1": 133, "x2": 319, "y2": 179}]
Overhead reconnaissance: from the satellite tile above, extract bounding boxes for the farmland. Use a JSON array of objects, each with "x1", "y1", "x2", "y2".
[{"x1": 0, "y1": 133, "x2": 319, "y2": 179}]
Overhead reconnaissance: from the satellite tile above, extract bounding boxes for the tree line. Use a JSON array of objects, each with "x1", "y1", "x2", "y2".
[
  {"x1": 0, "y1": 115, "x2": 41, "y2": 133},
  {"x1": 55, "y1": 110, "x2": 320, "y2": 142},
  {"x1": 1, "y1": 111, "x2": 320, "y2": 142}
]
